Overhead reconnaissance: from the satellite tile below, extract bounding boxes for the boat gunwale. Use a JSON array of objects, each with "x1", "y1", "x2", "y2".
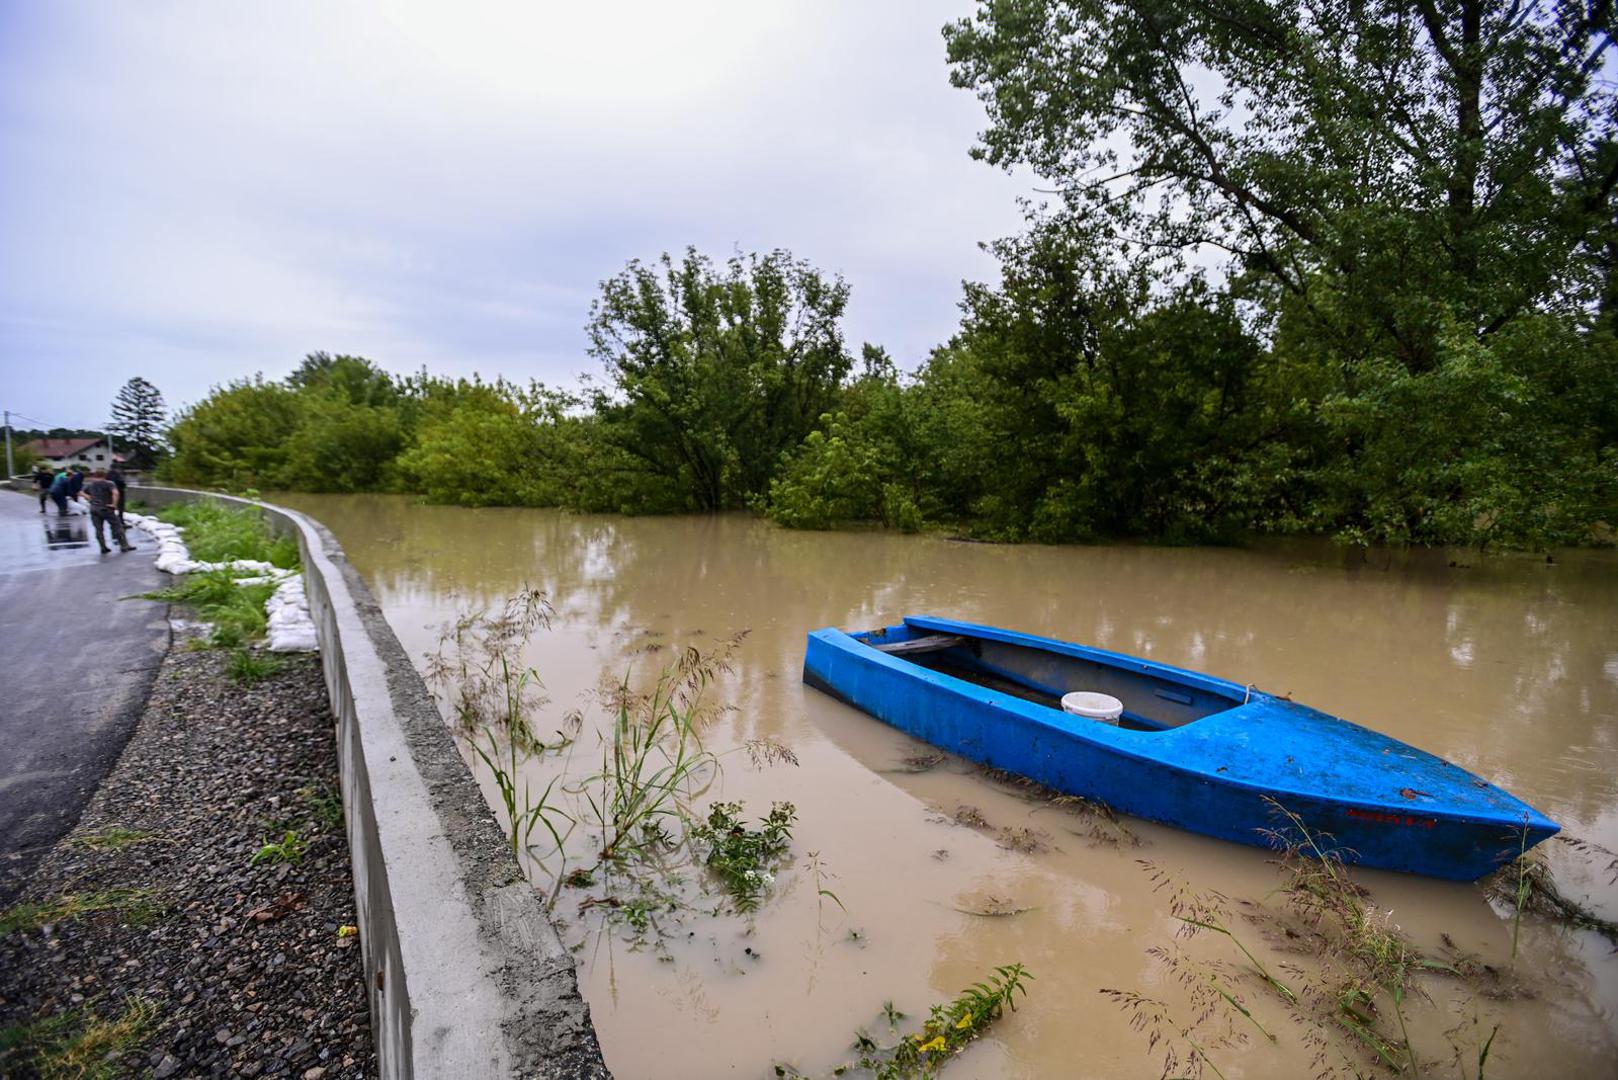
[{"x1": 894, "y1": 614, "x2": 1254, "y2": 707}]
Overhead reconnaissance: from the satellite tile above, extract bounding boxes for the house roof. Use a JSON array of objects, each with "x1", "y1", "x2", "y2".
[{"x1": 23, "y1": 438, "x2": 106, "y2": 459}]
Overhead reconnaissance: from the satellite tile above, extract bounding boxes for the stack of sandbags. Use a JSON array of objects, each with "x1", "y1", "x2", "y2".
[{"x1": 266, "y1": 575, "x2": 318, "y2": 653}]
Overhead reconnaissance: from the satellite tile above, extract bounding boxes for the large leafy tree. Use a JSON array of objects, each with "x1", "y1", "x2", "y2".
[
  {"x1": 945, "y1": 0, "x2": 1617, "y2": 364},
  {"x1": 276, "y1": 354, "x2": 404, "y2": 491},
  {"x1": 107, "y1": 376, "x2": 167, "y2": 467},
  {"x1": 162, "y1": 377, "x2": 303, "y2": 488},
  {"x1": 945, "y1": 1, "x2": 1618, "y2": 545},
  {"x1": 586, "y1": 248, "x2": 854, "y2": 511}
]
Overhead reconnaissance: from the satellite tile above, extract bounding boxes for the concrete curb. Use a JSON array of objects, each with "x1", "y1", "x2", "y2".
[{"x1": 135, "y1": 488, "x2": 610, "y2": 1080}]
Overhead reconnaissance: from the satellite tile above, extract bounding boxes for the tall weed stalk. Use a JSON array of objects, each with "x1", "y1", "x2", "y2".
[
  {"x1": 576, "y1": 644, "x2": 730, "y2": 865},
  {"x1": 424, "y1": 588, "x2": 576, "y2": 876},
  {"x1": 425, "y1": 589, "x2": 564, "y2": 753}
]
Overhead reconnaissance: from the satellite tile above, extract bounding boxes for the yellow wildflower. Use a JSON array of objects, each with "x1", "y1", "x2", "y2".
[
  {"x1": 916, "y1": 1035, "x2": 947, "y2": 1054},
  {"x1": 955, "y1": 1012, "x2": 974, "y2": 1030}
]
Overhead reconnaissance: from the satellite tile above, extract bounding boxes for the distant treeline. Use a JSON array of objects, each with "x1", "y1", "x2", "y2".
[
  {"x1": 160, "y1": 237, "x2": 1614, "y2": 550},
  {"x1": 164, "y1": 2, "x2": 1618, "y2": 550}
]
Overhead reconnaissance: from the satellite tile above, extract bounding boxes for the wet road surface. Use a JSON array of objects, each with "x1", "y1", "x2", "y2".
[{"x1": 0, "y1": 490, "x2": 169, "y2": 903}]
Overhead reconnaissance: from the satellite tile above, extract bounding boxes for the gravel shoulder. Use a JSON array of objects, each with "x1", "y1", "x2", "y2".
[{"x1": 0, "y1": 640, "x2": 375, "y2": 1078}]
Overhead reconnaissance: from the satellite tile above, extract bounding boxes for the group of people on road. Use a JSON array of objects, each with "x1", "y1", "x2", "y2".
[{"x1": 32, "y1": 462, "x2": 135, "y2": 554}]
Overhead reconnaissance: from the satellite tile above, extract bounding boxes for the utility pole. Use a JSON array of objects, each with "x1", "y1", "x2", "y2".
[{"x1": 3, "y1": 410, "x2": 13, "y2": 478}]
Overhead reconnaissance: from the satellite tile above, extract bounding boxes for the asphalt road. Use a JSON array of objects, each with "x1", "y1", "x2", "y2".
[{"x1": 0, "y1": 489, "x2": 169, "y2": 904}]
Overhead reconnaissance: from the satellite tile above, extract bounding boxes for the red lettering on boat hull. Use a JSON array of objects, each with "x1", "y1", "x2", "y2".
[{"x1": 1346, "y1": 807, "x2": 1436, "y2": 829}]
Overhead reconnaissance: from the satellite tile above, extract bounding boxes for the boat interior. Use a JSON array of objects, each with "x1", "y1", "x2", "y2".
[{"x1": 857, "y1": 626, "x2": 1245, "y2": 732}]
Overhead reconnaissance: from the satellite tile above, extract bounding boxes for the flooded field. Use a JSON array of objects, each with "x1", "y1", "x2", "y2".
[{"x1": 276, "y1": 494, "x2": 1618, "y2": 1079}]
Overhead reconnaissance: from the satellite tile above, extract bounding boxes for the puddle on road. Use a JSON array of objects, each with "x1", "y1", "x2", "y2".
[
  {"x1": 0, "y1": 497, "x2": 101, "y2": 568},
  {"x1": 44, "y1": 517, "x2": 91, "y2": 550},
  {"x1": 277, "y1": 494, "x2": 1618, "y2": 1080}
]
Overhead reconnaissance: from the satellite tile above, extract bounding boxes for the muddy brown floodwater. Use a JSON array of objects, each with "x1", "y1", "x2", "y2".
[{"x1": 276, "y1": 494, "x2": 1618, "y2": 1080}]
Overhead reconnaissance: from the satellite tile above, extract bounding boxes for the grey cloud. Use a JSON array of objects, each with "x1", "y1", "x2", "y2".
[{"x1": 1, "y1": 0, "x2": 1030, "y2": 427}]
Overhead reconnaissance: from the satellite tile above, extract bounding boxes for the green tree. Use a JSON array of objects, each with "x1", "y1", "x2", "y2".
[
  {"x1": 275, "y1": 354, "x2": 404, "y2": 491},
  {"x1": 943, "y1": 219, "x2": 1284, "y2": 541},
  {"x1": 108, "y1": 376, "x2": 167, "y2": 468},
  {"x1": 766, "y1": 350, "x2": 928, "y2": 531},
  {"x1": 289, "y1": 352, "x2": 401, "y2": 407},
  {"x1": 946, "y1": 1, "x2": 1618, "y2": 546},
  {"x1": 277, "y1": 397, "x2": 404, "y2": 492},
  {"x1": 1308, "y1": 316, "x2": 1618, "y2": 547},
  {"x1": 945, "y1": 0, "x2": 1617, "y2": 359},
  {"x1": 162, "y1": 378, "x2": 303, "y2": 488},
  {"x1": 587, "y1": 248, "x2": 854, "y2": 511}
]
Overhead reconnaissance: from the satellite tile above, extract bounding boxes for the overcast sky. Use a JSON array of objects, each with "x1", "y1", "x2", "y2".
[{"x1": 0, "y1": 0, "x2": 1033, "y2": 431}]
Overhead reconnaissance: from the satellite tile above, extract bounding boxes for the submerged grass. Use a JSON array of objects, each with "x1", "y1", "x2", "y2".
[
  {"x1": 1483, "y1": 834, "x2": 1618, "y2": 948},
  {"x1": 425, "y1": 589, "x2": 564, "y2": 753},
  {"x1": 429, "y1": 592, "x2": 801, "y2": 949},
  {"x1": 424, "y1": 588, "x2": 579, "y2": 871},
  {"x1": 1105, "y1": 799, "x2": 1618, "y2": 1079},
  {"x1": 581, "y1": 656, "x2": 721, "y2": 866},
  {"x1": 0, "y1": 995, "x2": 159, "y2": 1080},
  {"x1": 788, "y1": 963, "x2": 1031, "y2": 1080},
  {"x1": 472, "y1": 727, "x2": 574, "y2": 865}
]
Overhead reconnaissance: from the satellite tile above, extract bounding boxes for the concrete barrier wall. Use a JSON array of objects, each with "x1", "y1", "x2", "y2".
[{"x1": 136, "y1": 489, "x2": 610, "y2": 1080}]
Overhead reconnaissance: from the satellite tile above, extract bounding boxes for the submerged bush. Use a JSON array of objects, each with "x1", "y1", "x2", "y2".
[{"x1": 690, "y1": 801, "x2": 796, "y2": 912}]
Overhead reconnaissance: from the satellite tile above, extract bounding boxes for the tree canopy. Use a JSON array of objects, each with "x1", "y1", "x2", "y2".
[
  {"x1": 586, "y1": 249, "x2": 854, "y2": 511},
  {"x1": 944, "y1": 0, "x2": 1617, "y2": 358}
]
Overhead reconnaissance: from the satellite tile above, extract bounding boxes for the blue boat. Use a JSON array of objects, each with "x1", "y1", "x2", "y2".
[{"x1": 803, "y1": 615, "x2": 1558, "y2": 881}]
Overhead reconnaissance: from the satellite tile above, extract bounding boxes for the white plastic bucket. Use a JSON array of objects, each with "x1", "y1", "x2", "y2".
[{"x1": 1061, "y1": 691, "x2": 1125, "y2": 723}]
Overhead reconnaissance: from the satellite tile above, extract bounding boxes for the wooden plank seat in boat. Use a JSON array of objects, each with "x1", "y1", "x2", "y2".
[{"x1": 872, "y1": 633, "x2": 965, "y2": 657}]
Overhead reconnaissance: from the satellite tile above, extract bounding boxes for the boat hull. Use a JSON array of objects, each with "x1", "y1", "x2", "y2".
[{"x1": 803, "y1": 618, "x2": 1558, "y2": 881}]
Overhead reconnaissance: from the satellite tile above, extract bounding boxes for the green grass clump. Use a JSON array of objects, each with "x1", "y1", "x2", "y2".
[
  {"x1": 227, "y1": 647, "x2": 283, "y2": 684},
  {"x1": 250, "y1": 830, "x2": 306, "y2": 866},
  {"x1": 156, "y1": 500, "x2": 299, "y2": 568},
  {"x1": 0, "y1": 889, "x2": 166, "y2": 935},
  {"x1": 70, "y1": 828, "x2": 159, "y2": 852},
  {"x1": 0, "y1": 995, "x2": 159, "y2": 1080},
  {"x1": 139, "y1": 569, "x2": 275, "y2": 647},
  {"x1": 300, "y1": 784, "x2": 345, "y2": 832}
]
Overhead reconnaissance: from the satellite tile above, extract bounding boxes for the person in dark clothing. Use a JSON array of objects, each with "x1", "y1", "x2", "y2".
[
  {"x1": 47, "y1": 469, "x2": 72, "y2": 515},
  {"x1": 32, "y1": 464, "x2": 53, "y2": 513},
  {"x1": 83, "y1": 469, "x2": 133, "y2": 554},
  {"x1": 107, "y1": 463, "x2": 128, "y2": 529},
  {"x1": 67, "y1": 465, "x2": 86, "y2": 503}
]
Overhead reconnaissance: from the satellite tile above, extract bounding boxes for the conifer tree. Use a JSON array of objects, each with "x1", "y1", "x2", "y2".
[{"x1": 108, "y1": 376, "x2": 167, "y2": 467}]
